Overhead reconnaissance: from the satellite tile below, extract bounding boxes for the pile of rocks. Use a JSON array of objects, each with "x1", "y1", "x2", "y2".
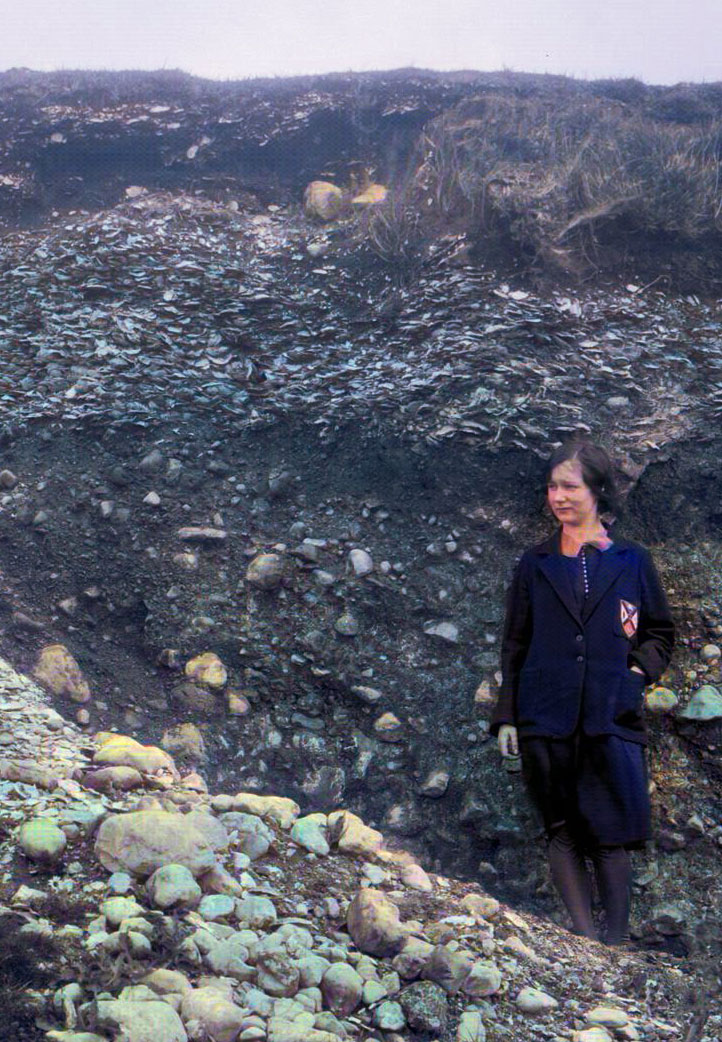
[{"x1": 1, "y1": 653, "x2": 716, "y2": 1041}]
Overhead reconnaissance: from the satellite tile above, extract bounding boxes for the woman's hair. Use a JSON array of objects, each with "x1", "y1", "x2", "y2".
[{"x1": 545, "y1": 439, "x2": 623, "y2": 517}]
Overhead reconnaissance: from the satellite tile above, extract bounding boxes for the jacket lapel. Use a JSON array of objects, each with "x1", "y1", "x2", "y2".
[
  {"x1": 581, "y1": 546, "x2": 629, "y2": 622},
  {"x1": 535, "y1": 529, "x2": 582, "y2": 625},
  {"x1": 534, "y1": 526, "x2": 630, "y2": 626}
]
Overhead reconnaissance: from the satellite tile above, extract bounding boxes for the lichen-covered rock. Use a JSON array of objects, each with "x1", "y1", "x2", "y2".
[
  {"x1": 141, "y1": 969, "x2": 193, "y2": 996},
  {"x1": 102, "y1": 895, "x2": 146, "y2": 926},
  {"x1": 460, "y1": 894, "x2": 500, "y2": 919},
  {"x1": 585, "y1": 1007, "x2": 629, "y2": 1028},
  {"x1": 82, "y1": 765, "x2": 144, "y2": 793},
  {"x1": 399, "y1": 981, "x2": 448, "y2": 1034},
  {"x1": 184, "y1": 652, "x2": 228, "y2": 689},
  {"x1": 346, "y1": 888, "x2": 406, "y2": 956},
  {"x1": 94, "y1": 810, "x2": 216, "y2": 877},
  {"x1": 33, "y1": 644, "x2": 90, "y2": 703},
  {"x1": 401, "y1": 863, "x2": 432, "y2": 891},
  {"x1": 457, "y1": 1010, "x2": 486, "y2": 1041},
  {"x1": 374, "y1": 1000, "x2": 405, "y2": 1030},
  {"x1": 161, "y1": 723, "x2": 207, "y2": 760},
  {"x1": 198, "y1": 893, "x2": 235, "y2": 920},
  {"x1": 253, "y1": 926, "x2": 312, "y2": 998}
]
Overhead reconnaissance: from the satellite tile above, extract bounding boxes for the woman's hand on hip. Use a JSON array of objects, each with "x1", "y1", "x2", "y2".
[{"x1": 498, "y1": 724, "x2": 519, "y2": 758}]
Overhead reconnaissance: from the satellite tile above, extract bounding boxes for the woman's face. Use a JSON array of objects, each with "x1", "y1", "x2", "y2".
[{"x1": 547, "y1": 459, "x2": 600, "y2": 526}]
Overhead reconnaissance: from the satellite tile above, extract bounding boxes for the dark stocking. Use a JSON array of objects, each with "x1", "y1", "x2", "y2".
[
  {"x1": 547, "y1": 825, "x2": 597, "y2": 939},
  {"x1": 590, "y1": 845, "x2": 632, "y2": 945}
]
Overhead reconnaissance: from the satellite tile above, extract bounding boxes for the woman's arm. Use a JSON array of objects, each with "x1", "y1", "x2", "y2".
[
  {"x1": 628, "y1": 547, "x2": 675, "y2": 683},
  {"x1": 490, "y1": 554, "x2": 533, "y2": 736}
]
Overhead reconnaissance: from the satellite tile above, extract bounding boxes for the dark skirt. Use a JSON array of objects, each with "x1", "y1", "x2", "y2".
[{"x1": 519, "y1": 731, "x2": 650, "y2": 849}]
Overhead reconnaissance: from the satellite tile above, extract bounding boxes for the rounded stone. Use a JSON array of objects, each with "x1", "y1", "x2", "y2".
[
  {"x1": 374, "y1": 712, "x2": 404, "y2": 741},
  {"x1": 147, "y1": 864, "x2": 202, "y2": 910},
  {"x1": 348, "y1": 549, "x2": 374, "y2": 576},
  {"x1": 291, "y1": 815, "x2": 330, "y2": 856},
  {"x1": 198, "y1": 894, "x2": 236, "y2": 921},
  {"x1": 184, "y1": 652, "x2": 228, "y2": 689},
  {"x1": 645, "y1": 686, "x2": 678, "y2": 712},
  {"x1": 346, "y1": 888, "x2": 406, "y2": 956},
  {"x1": 94, "y1": 810, "x2": 216, "y2": 877},
  {"x1": 585, "y1": 1006, "x2": 629, "y2": 1028},
  {"x1": 33, "y1": 644, "x2": 90, "y2": 703},
  {"x1": 181, "y1": 987, "x2": 246, "y2": 1042},
  {"x1": 321, "y1": 963, "x2": 363, "y2": 1016},
  {"x1": 516, "y1": 986, "x2": 559, "y2": 1014},
  {"x1": 18, "y1": 819, "x2": 67, "y2": 863},
  {"x1": 236, "y1": 895, "x2": 277, "y2": 928},
  {"x1": 678, "y1": 685, "x2": 722, "y2": 721},
  {"x1": 95, "y1": 998, "x2": 186, "y2": 1042},
  {"x1": 462, "y1": 960, "x2": 502, "y2": 998},
  {"x1": 334, "y1": 612, "x2": 358, "y2": 636},
  {"x1": 246, "y1": 553, "x2": 285, "y2": 590},
  {"x1": 374, "y1": 1000, "x2": 405, "y2": 1031},
  {"x1": 102, "y1": 896, "x2": 146, "y2": 926}
]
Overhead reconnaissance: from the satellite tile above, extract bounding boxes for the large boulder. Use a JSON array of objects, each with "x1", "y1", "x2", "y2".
[
  {"x1": 329, "y1": 810, "x2": 383, "y2": 856},
  {"x1": 94, "y1": 810, "x2": 216, "y2": 877},
  {"x1": 346, "y1": 888, "x2": 406, "y2": 956},
  {"x1": 95, "y1": 999, "x2": 187, "y2": 1042},
  {"x1": 180, "y1": 987, "x2": 245, "y2": 1042},
  {"x1": 93, "y1": 734, "x2": 178, "y2": 778},
  {"x1": 33, "y1": 644, "x2": 90, "y2": 703}
]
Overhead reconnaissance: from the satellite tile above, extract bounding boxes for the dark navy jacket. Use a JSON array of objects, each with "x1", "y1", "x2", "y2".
[{"x1": 490, "y1": 526, "x2": 675, "y2": 745}]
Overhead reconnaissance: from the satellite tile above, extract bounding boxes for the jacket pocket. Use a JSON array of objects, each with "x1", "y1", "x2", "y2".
[{"x1": 613, "y1": 668, "x2": 647, "y2": 727}]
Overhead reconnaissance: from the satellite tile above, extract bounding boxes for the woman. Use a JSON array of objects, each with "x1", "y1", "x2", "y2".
[{"x1": 491, "y1": 439, "x2": 675, "y2": 945}]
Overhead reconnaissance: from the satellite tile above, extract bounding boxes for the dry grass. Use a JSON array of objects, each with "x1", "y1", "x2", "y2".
[{"x1": 369, "y1": 92, "x2": 722, "y2": 286}]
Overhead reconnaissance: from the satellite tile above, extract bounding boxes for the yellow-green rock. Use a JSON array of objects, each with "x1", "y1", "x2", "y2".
[{"x1": 33, "y1": 644, "x2": 90, "y2": 703}]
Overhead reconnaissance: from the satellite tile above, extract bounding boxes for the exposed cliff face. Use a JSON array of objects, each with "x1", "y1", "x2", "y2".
[{"x1": 0, "y1": 68, "x2": 721, "y2": 996}]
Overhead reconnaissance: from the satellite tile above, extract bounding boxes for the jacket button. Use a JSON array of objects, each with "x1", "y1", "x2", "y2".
[
  {"x1": 576, "y1": 655, "x2": 584, "y2": 662},
  {"x1": 576, "y1": 634, "x2": 584, "y2": 642}
]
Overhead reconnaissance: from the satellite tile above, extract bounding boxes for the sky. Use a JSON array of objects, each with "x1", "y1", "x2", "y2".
[{"x1": 2, "y1": 0, "x2": 722, "y2": 86}]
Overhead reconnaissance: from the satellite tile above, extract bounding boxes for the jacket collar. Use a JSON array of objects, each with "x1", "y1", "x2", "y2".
[
  {"x1": 532, "y1": 525, "x2": 632, "y2": 625},
  {"x1": 531, "y1": 525, "x2": 633, "y2": 557}
]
